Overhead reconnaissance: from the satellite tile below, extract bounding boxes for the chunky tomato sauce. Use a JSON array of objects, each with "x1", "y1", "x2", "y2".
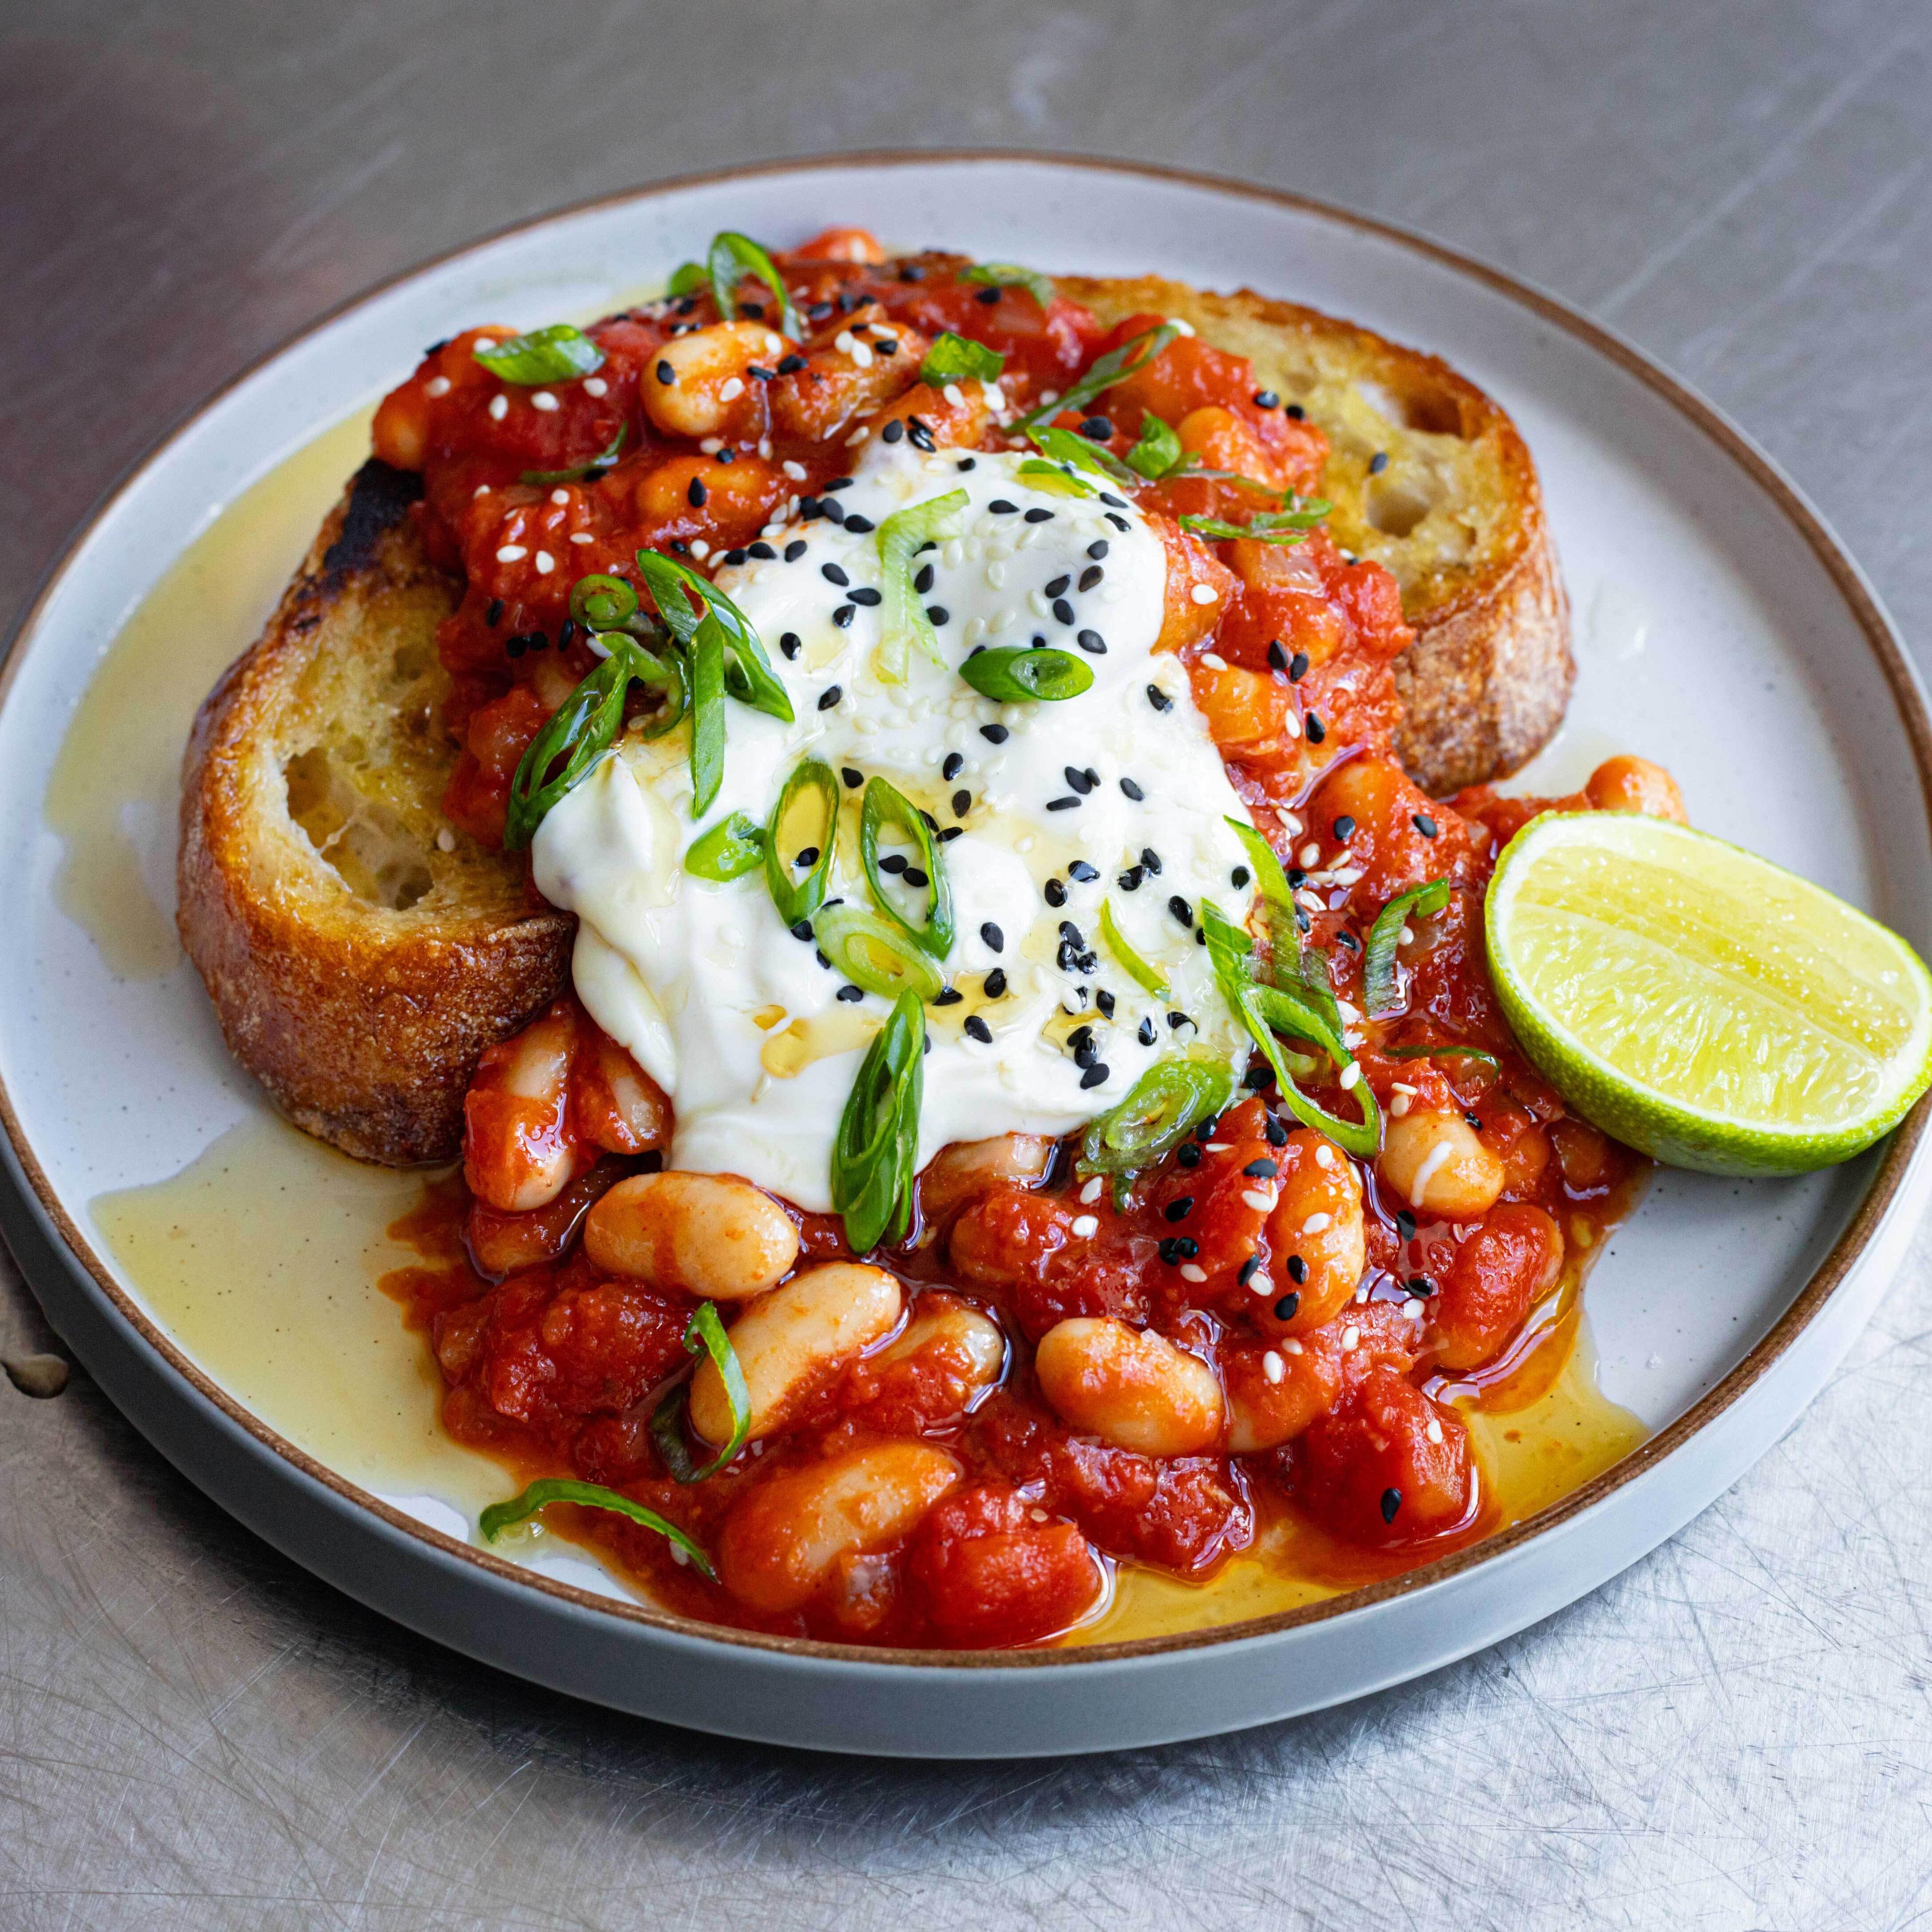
[{"x1": 374, "y1": 228, "x2": 1657, "y2": 1647}]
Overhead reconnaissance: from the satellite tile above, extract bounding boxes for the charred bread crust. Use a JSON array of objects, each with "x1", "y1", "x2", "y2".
[
  {"x1": 1055, "y1": 275, "x2": 1573, "y2": 793},
  {"x1": 177, "y1": 461, "x2": 574, "y2": 1165}
]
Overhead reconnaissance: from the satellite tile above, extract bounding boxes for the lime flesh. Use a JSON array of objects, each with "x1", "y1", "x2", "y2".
[{"x1": 1485, "y1": 812, "x2": 1932, "y2": 1175}]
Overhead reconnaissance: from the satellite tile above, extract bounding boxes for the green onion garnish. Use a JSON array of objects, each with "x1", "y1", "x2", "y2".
[
  {"x1": 1097, "y1": 901, "x2": 1170, "y2": 998},
  {"x1": 704, "y1": 231, "x2": 801, "y2": 339},
  {"x1": 666, "y1": 260, "x2": 708, "y2": 298},
  {"x1": 478, "y1": 1476, "x2": 712, "y2": 1577},
  {"x1": 1016, "y1": 323, "x2": 1179, "y2": 434},
  {"x1": 1014, "y1": 460, "x2": 1096, "y2": 498},
  {"x1": 959, "y1": 261, "x2": 1055, "y2": 308},
  {"x1": 473, "y1": 324, "x2": 606, "y2": 386},
  {"x1": 1202, "y1": 901, "x2": 1379, "y2": 1156},
  {"x1": 832, "y1": 987, "x2": 925, "y2": 1252},
  {"x1": 1178, "y1": 500, "x2": 1331, "y2": 545},
  {"x1": 521, "y1": 421, "x2": 628, "y2": 487},
  {"x1": 763, "y1": 758, "x2": 839, "y2": 929},
  {"x1": 875, "y1": 489, "x2": 969, "y2": 681},
  {"x1": 1364, "y1": 878, "x2": 1452, "y2": 1017},
  {"x1": 860, "y1": 777, "x2": 953, "y2": 958},
  {"x1": 654, "y1": 1302, "x2": 752, "y2": 1480},
  {"x1": 1385, "y1": 1041, "x2": 1500, "y2": 1070},
  {"x1": 1224, "y1": 815, "x2": 1298, "y2": 972},
  {"x1": 1127, "y1": 411, "x2": 1184, "y2": 479},
  {"x1": 958, "y1": 645, "x2": 1093, "y2": 703},
  {"x1": 1027, "y1": 424, "x2": 1142, "y2": 491},
  {"x1": 1080, "y1": 1055, "x2": 1234, "y2": 1178},
  {"x1": 570, "y1": 572, "x2": 640, "y2": 631},
  {"x1": 920, "y1": 332, "x2": 1006, "y2": 385},
  {"x1": 685, "y1": 812, "x2": 765, "y2": 881},
  {"x1": 813, "y1": 903, "x2": 945, "y2": 1001},
  {"x1": 503, "y1": 637, "x2": 683, "y2": 850}
]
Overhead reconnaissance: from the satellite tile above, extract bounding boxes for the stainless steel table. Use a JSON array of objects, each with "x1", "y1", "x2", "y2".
[{"x1": 7, "y1": 4, "x2": 1932, "y2": 1924}]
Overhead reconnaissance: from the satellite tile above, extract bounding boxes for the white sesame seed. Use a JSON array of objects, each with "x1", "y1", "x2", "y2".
[
  {"x1": 1179, "y1": 1263, "x2": 1208, "y2": 1282},
  {"x1": 846, "y1": 427, "x2": 869, "y2": 446},
  {"x1": 1205, "y1": 1142, "x2": 1230, "y2": 1152},
  {"x1": 1071, "y1": 1215, "x2": 1099, "y2": 1239},
  {"x1": 424, "y1": 374, "x2": 451, "y2": 397},
  {"x1": 1314, "y1": 1143, "x2": 1335, "y2": 1168},
  {"x1": 1426, "y1": 1419, "x2": 1445, "y2": 1444},
  {"x1": 583, "y1": 376, "x2": 608, "y2": 397},
  {"x1": 1301, "y1": 1212, "x2": 1332, "y2": 1235},
  {"x1": 1029, "y1": 1507, "x2": 1050, "y2": 1523},
  {"x1": 689, "y1": 538, "x2": 710, "y2": 560},
  {"x1": 699, "y1": 437, "x2": 724, "y2": 454},
  {"x1": 1340, "y1": 1062, "x2": 1361, "y2": 1090},
  {"x1": 1080, "y1": 1176, "x2": 1104, "y2": 1204},
  {"x1": 834, "y1": 330, "x2": 856, "y2": 355},
  {"x1": 531, "y1": 390, "x2": 559, "y2": 413},
  {"x1": 719, "y1": 376, "x2": 745, "y2": 402},
  {"x1": 1262, "y1": 1350, "x2": 1285, "y2": 1385},
  {"x1": 850, "y1": 342, "x2": 874, "y2": 369},
  {"x1": 763, "y1": 333, "x2": 784, "y2": 356},
  {"x1": 495, "y1": 544, "x2": 526, "y2": 562},
  {"x1": 1247, "y1": 1271, "x2": 1273, "y2": 1296},
  {"x1": 488, "y1": 393, "x2": 508, "y2": 421},
  {"x1": 1341, "y1": 1325, "x2": 1359, "y2": 1351},
  {"x1": 1189, "y1": 583, "x2": 1218, "y2": 605},
  {"x1": 942, "y1": 382, "x2": 965, "y2": 408},
  {"x1": 534, "y1": 551, "x2": 554, "y2": 574},
  {"x1": 435, "y1": 826, "x2": 456, "y2": 852},
  {"x1": 1242, "y1": 1189, "x2": 1274, "y2": 1212},
  {"x1": 1400, "y1": 924, "x2": 1414, "y2": 944},
  {"x1": 782, "y1": 459, "x2": 808, "y2": 481},
  {"x1": 472, "y1": 484, "x2": 491, "y2": 498},
  {"x1": 1201, "y1": 652, "x2": 1228, "y2": 670},
  {"x1": 671, "y1": 1543, "x2": 689, "y2": 1565},
  {"x1": 549, "y1": 489, "x2": 570, "y2": 506},
  {"x1": 1281, "y1": 813, "x2": 1304, "y2": 836},
  {"x1": 1167, "y1": 317, "x2": 1196, "y2": 337},
  {"x1": 1299, "y1": 842, "x2": 1320, "y2": 867},
  {"x1": 1283, "y1": 1337, "x2": 1304, "y2": 1355},
  {"x1": 1283, "y1": 710, "x2": 1302, "y2": 739},
  {"x1": 1403, "y1": 1299, "x2": 1425, "y2": 1319},
  {"x1": 569, "y1": 531, "x2": 593, "y2": 544},
  {"x1": 1391, "y1": 1093, "x2": 1412, "y2": 1116}
]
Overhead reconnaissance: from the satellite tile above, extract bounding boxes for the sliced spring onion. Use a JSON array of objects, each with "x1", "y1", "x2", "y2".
[
  {"x1": 832, "y1": 987, "x2": 925, "y2": 1253},
  {"x1": 1080, "y1": 1055, "x2": 1235, "y2": 1178},
  {"x1": 1178, "y1": 500, "x2": 1331, "y2": 545},
  {"x1": 813, "y1": 903, "x2": 945, "y2": 1001},
  {"x1": 1224, "y1": 815, "x2": 1298, "y2": 972},
  {"x1": 1016, "y1": 323, "x2": 1180, "y2": 434},
  {"x1": 1201, "y1": 900, "x2": 1380, "y2": 1157},
  {"x1": 1294, "y1": 944, "x2": 1347, "y2": 1056},
  {"x1": 1027, "y1": 424, "x2": 1141, "y2": 491},
  {"x1": 920, "y1": 331, "x2": 1006, "y2": 385},
  {"x1": 473, "y1": 323, "x2": 605, "y2": 385},
  {"x1": 958, "y1": 645, "x2": 1093, "y2": 704},
  {"x1": 1014, "y1": 459, "x2": 1096, "y2": 498},
  {"x1": 860, "y1": 777, "x2": 953, "y2": 958},
  {"x1": 666, "y1": 259, "x2": 708, "y2": 298},
  {"x1": 1364, "y1": 878, "x2": 1452, "y2": 1017},
  {"x1": 1127, "y1": 411, "x2": 1184, "y2": 479},
  {"x1": 1097, "y1": 901, "x2": 1170, "y2": 998},
  {"x1": 478, "y1": 1476, "x2": 712, "y2": 1577},
  {"x1": 684, "y1": 1302, "x2": 752, "y2": 1479},
  {"x1": 503, "y1": 637, "x2": 681, "y2": 850},
  {"x1": 1385, "y1": 1041, "x2": 1501, "y2": 1071},
  {"x1": 705, "y1": 230, "x2": 801, "y2": 339},
  {"x1": 763, "y1": 759, "x2": 839, "y2": 928},
  {"x1": 959, "y1": 261, "x2": 1055, "y2": 307},
  {"x1": 635, "y1": 550, "x2": 792, "y2": 723},
  {"x1": 570, "y1": 572, "x2": 639, "y2": 631},
  {"x1": 521, "y1": 420, "x2": 628, "y2": 486},
  {"x1": 875, "y1": 489, "x2": 969, "y2": 681},
  {"x1": 685, "y1": 812, "x2": 765, "y2": 881}
]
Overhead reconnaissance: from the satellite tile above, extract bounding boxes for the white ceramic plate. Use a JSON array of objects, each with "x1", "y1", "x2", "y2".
[{"x1": 4, "y1": 154, "x2": 1929, "y2": 1758}]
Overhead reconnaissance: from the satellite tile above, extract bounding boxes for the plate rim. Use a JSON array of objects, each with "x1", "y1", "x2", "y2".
[{"x1": 4, "y1": 146, "x2": 1928, "y2": 1673}]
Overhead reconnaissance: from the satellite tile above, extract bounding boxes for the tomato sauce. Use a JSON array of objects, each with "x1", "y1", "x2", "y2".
[{"x1": 373, "y1": 227, "x2": 1648, "y2": 1648}]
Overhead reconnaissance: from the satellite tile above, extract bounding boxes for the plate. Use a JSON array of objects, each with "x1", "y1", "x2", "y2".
[{"x1": 3, "y1": 153, "x2": 1928, "y2": 1758}]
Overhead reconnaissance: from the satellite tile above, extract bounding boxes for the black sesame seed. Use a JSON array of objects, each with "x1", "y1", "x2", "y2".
[
  {"x1": 822, "y1": 499, "x2": 847, "y2": 523},
  {"x1": 1079, "y1": 566, "x2": 1104, "y2": 592},
  {"x1": 1245, "y1": 1064, "x2": 1275, "y2": 1089},
  {"x1": 1336, "y1": 930, "x2": 1360, "y2": 952},
  {"x1": 1044, "y1": 877, "x2": 1067, "y2": 908},
  {"x1": 980, "y1": 922, "x2": 1005, "y2": 952},
  {"x1": 1088, "y1": 539, "x2": 1110, "y2": 560},
  {"x1": 904, "y1": 866, "x2": 928, "y2": 888},
  {"x1": 1289, "y1": 650, "x2": 1310, "y2": 682},
  {"x1": 849, "y1": 586, "x2": 882, "y2": 607},
  {"x1": 942, "y1": 751, "x2": 964, "y2": 781},
  {"x1": 1106, "y1": 511, "x2": 1131, "y2": 531},
  {"x1": 1165, "y1": 1197, "x2": 1194, "y2": 1222},
  {"x1": 1395, "y1": 1210, "x2": 1417, "y2": 1241},
  {"x1": 1407, "y1": 1273, "x2": 1437, "y2": 1297},
  {"x1": 1142, "y1": 848, "x2": 1162, "y2": 875},
  {"x1": 747, "y1": 365, "x2": 773, "y2": 383},
  {"x1": 1158, "y1": 1237, "x2": 1181, "y2": 1264},
  {"x1": 748, "y1": 541, "x2": 776, "y2": 560},
  {"x1": 1176, "y1": 1142, "x2": 1202, "y2": 1170},
  {"x1": 1334, "y1": 815, "x2": 1357, "y2": 840},
  {"x1": 1167, "y1": 895, "x2": 1193, "y2": 929},
  {"x1": 964, "y1": 1015, "x2": 993, "y2": 1044},
  {"x1": 1414, "y1": 814, "x2": 1438, "y2": 838},
  {"x1": 1147, "y1": 684, "x2": 1173, "y2": 712},
  {"x1": 485, "y1": 598, "x2": 505, "y2": 627},
  {"x1": 1138, "y1": 1017, "x2": 1156, "y2": 1044},
  {"x1": 1076, "y1": 629, "x2": 1107, "y2": 655},
  {"x1": 1046, "y1": 796, "x2": 1080, "y2": 812},
  {"x1": 984, "y1": 967, "x2": 1008, "y2": 998},
  {"x1": 1465, "y1": 1111, "x2": 1483, "y2": 1131},
  {"x1": 818, "y1": 686, "x2": 842, "y2": 710},
  {"x1": 956, "y1": 457, "x2": 977, "y2": 471},
  {"x1": 1059, "y1": 920, "x2": 1085, "y2": 948},
  {"x1": 799, "y1": 496, "x2": 823, "y2": 521},
  {"x1": 1079, "y1": 416, "x2": 1113, "y2": 439},
  {"x1": 1095, "y1": 988, "x2": 1114, "y2": 1016},
  {"x1": 976, "y1": 285, "x2": 1003, "y2": 305},
  {"x1": 1065, "y1": 765, "x2": 1094, "y2": 795},
  {"x1": 1052, "y1": 598, "x2": 1077, "y2": 626},
  {"x1": 899, "y1": 262, "x2": 926, "y2": 282},
  {"x1": 836, "y1": 983, "x2": 864, "y2": 1003},
  {"x1": 1024, "y1": 507, "x2": 1054, "y2": 524},
  {"x1": 1274, "y1": 1292, "x2": 1301, "y2": 1322},
  {"x1": 790, "y1": 920, "x2": 814, "y2": 941},
  {"x1": 844, "y1": 515, "x2": 876, "y2": 535},
  {"x1": 880, "y1": 419, "x2": 905, "y2": 445},
  {"x1": 821, "y1": 562, "x2": 849, "y2": 587},
  {"x1": 946, "y1": 789, "x2": 970, "y2": 819},
  {"x1": 1175, "y1": 1236, "x2": 1199, "y2": 1258},
  {"x1": 1100, "y1": 492, "x2": 1128, "y2": 509},
  {"x1": 1046, "y1": 575, "x2": 1072, "y2": 599},
  {"x1": 1305, "y1": 713, "x2": 1327, "y2": 744},
  {"x1": 879, "y1": 853, "x2": 907, "y2": 875},
  {"x1": 989, "y1": 499, "x2": 1018, "y2": 515},
  {"x1": 1381, "y1": 1487, "x2": 1402, "y2": 1524},
  {"x1": 1116, "y1": 778, "x2": 1144, "y2": 803},
  {"x1": 779, "y1": 630, "x2": 801, "y2": 660},
  {"x1": 1243, "y1": 1159, "x2": 1279, "y2": 1178},
  {"x1": 914, "y1": 564, "x2": 935, "y2": 594},
  {"x1": 1267, "y1": 640, "x2": 1289, "y2": 674},
  {"x1": 1071, "y1": 1035, "x2": 1096, "y2": 1066},
  {"x1": 1118, "y1": 867, "x2": 1144, "y2": 892},
  {"x1": 1286, "y1": 403, "x2": 1306, "y2": 419},
  {"x1": 505, "y1": 634, "x2": 527, "y2": 659},
  {"x1": 776, "y1": 353, "x2": 807, "y2": 374},
  {"x1": 1253, "y1": 388, "x2": 1280, "y2": 409},
  {"x1": 938, "y1": 825, "x2": 963, "y2": 841},
  {"x1": 784, "y1": 539, "x2": 808, "y2": 561},
  {"x1": 933, "y1": 987, "x2": 963, "y2": 1006},
  {"x1": 981, "y1": 723, "x2": 1009, "y2": 744},
  {"x1": 832, "y1": 604, "x2": 855, "y2": 628},
  {"x1": 907, "y1": 418, "x2": 937, "y2": 452},
  {"x1": 841, "y1": 766, "x2": 863, "y2": 788},
  {"x1": 1080, "y1": 1063, "x2": 1109, "y2": 1090},
  {"x1": 687, "y1": 476, "x2": 707, "y2": 507},
  {"x1": 1232, "y1": 865, "x2": 1251, "y2": 889},
  {"x1": 794, "y1": 845, "x2": 820, "y2": 868},
  {"x1": 1369, "y1": 451, "x2": 1390, "y2": 475},
  {"x1": 655, "y1": 359, "x2": 675, "y2": 385},
  {"x1": 1169, "y1": 1010, "x2": 1193, "y2": 1030},
  {"x1": 926, "y1": 605, "x2": 950, "y2": 625},
  {"x1": 1264, "y1": 1117, "x2": 1288, "y2": 1146}
]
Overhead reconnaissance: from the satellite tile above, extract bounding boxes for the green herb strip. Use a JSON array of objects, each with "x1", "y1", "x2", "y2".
[
  {"x1": 1081, "y1": 1056, "x2": 1234, "y2": 1178},
  {"x1": 478, "y1": 1476, "x2": 712, "y2": 1577},
  {"x1": 763, "y1": 759, "x2": 839, "y2": 928},
  {"x1": 1385, "y1": 1042, "x2": 1500, "y2": 1070},
  {"x1": 521, "y1": 421, "x2": 628, "y2": 486},
  {"x1": 705, "y1": 230, "x2": 801, "y2": 339},
  {"x1": 920, "y1": 331, "x2": 1007, "y2": 385},
  {"x1": 813, "y1": 904, "x2": 945, "y2": 1001},
  {"x1": 1128, "y1": 412, "x2": 1184, "y2": 479},
  {"x1": 832, "y1": 988, "x2": 925, "y2": 1253},
  {"x1": 1364, "y1": 879, "x2": 1452, "y2": 1018},
  {"x1": 1017, "y1": 323, "x2": 1180, "y2": 434},
  {"x1": 1027, "y1": 424, "x2": 1142, "y2": 491},
  {"x1": 1097, "y1": 901, "x2": 1170, "y2": 998},
  {"x1": 1014, "y1": 460, "x2": 1096, "y2": 498},
  {"x1": 1223, "y1": 816, "x2": 1299, "y2": 975},
  {"x1": 570, "y1": 572, "x2": 640, "y2": 631},
  {"x1": 685, "y1": 812, "x2": 765, "y2": 881},
  {"x1": 1201, "y1": 901, "x2": 1380, "y2": 1156},
  {"x1": 957, "y1": 645, "x2": 1093, "y2": 704},
  {"x1": 472, "y1": 323, "x2": 606, "y2": 386},
  {"x1": 875, "y1": 490, "x2": 969, "y2": 681},
  {"x1": 503, "y1": 637, "x2": 682, "y2": 850},
  {"x1": 1178, "y1": 500, "x2": 1331, "y2": 545},
  {"x1": 958, "y1": 262, "x2": 1056, "y2": 308},
  {"x1": 860, "y1": 777, "x2": 953, "y2": 958}
]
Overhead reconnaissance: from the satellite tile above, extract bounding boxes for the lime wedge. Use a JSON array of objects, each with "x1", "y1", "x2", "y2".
[{"x1": 1485, "y1": 812, "x2": 1932, "y2": 1174}]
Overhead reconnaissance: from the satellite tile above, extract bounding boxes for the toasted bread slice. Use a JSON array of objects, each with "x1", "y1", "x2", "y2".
[
  {"x1": 177, "y1": 460, "x2": 573, "y2": 1165},
  {"x1": 1057, "y1": 276, "x2": 1572, "y2": 794}
]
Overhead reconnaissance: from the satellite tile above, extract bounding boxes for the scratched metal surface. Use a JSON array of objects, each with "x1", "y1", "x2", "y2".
[{"x1": 5, "y1": 3, "x2": 1932, "y2": 1925}]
